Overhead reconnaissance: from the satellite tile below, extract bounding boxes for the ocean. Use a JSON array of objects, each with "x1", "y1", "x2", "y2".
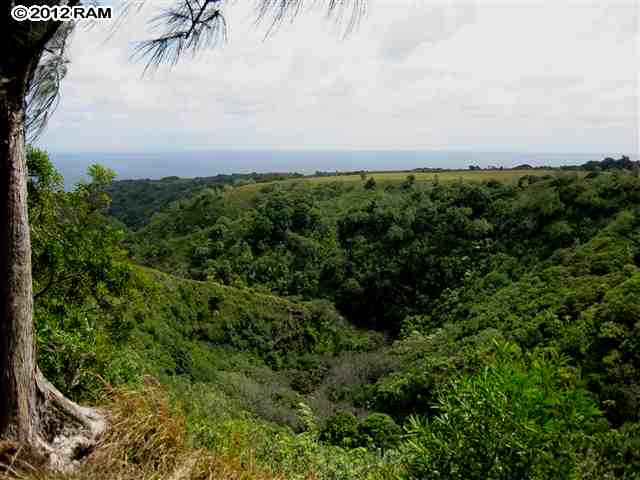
[{"x1": 49, "y1": 150, "x2": 612, "y2": 189}]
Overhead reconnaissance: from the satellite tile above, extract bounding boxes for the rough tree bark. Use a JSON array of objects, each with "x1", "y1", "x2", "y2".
[
  {"x1": 0, "y1": 61, "x2": 39, "y2": 445},
  {"x1": 0, "y1": 17, "x2": 105, "y2": 469}
]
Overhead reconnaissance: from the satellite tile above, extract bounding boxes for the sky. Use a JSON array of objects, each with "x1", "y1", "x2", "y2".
[{"x1": 39, "y1": 0, "x2": 639, "y2": 156}]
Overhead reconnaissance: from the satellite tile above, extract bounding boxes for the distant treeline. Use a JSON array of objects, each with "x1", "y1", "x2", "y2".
[
  {"x1": 470, "y1": 155, "x2": 639, "y2": 172},
  {"x1": 314, "y1": 156, "x2": 637, "y2": 177},
  {"x1": 579, "y1": 155, "x2": 638, "y2": 172},
  {"x1": 107, "y1": 172, "x2": 304, "y2": 228}
]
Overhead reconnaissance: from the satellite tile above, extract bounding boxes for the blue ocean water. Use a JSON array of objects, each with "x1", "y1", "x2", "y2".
[{"x1": 50, "y1": 150, "x2": 613, "y2": 189}]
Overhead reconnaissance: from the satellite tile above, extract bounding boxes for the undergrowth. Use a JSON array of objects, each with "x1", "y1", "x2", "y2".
[
  {"x1": 0, "y1": 380, "x2": 287, "y2": 480},
  {"x1": 0, "y1": 379, "x2": 402, "y2": 480}
]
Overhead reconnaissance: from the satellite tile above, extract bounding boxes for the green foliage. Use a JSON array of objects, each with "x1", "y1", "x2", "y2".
[
  {"x1": 319, "y1": 411, "x2": 401, "y2": 451},
  {"x1": 402, "y1": 343, "x2": 603, "y2": 479},
  {"x1": 142, "y1": 171, "x2": 638, "y2": 333},
  {"x1": 319, "y1": 411, "x2": 359, "y2": 448},
  {"x1": 107, "y1": 172, "x2": 304, "y2": 228},
  {"x1": 356, "y1": 413, "x2": 402, "y2": 451},
  {"x1": 27, "y1": 157, "x2": 640, "y2": 478},
  {"x1": 581, "y1": 155, "x2": 636, "y2": 172},
  {"x1": 401, "y1": 174, "x2": 416, "y2": 189},
  {"x1": 29, "y1": 148, "x2": 134, "y2": 400},
  {"x1": 126, "y1": 268, "x2": 366, "y2": 370}
]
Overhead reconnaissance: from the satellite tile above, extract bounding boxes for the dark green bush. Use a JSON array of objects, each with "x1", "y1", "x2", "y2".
[
  {"x1": 356, "y1": 413, "x2": 402, "y2": 451},
  {"x1": 319, "y1": 411, "x2": 360, "y2": 448}
]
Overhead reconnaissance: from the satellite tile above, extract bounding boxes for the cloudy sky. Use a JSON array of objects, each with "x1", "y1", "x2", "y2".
[{"x1": 40, "y1": 0, "x2": 639, "y2": 155}]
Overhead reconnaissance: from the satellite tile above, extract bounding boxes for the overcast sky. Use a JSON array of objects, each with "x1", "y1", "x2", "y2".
[{"x1": 39, "y1": 0, "x2": 639, "y2": 155}]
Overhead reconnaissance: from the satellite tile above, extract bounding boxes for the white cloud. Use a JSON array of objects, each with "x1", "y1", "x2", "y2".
[{"x1": 40, "y1": 0, "x2": 639, "y2": 154}]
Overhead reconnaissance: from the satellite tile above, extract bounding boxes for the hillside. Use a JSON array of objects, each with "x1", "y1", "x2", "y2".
[
  {"x1": 106, "y1": 172, "x2": 304, "y2": 228},
  {"x1": 108, "y1": 168, "x2": 568, "y2": 230},
  {"x1": 124, "y1": 266, "x2": 381, "y2": 378},
  {"x1": 122, "y1": 164, "x2": 640, "y2": 478},
  {"x1": 17, "y1": 151, "x2": 640, "y2": 479}
]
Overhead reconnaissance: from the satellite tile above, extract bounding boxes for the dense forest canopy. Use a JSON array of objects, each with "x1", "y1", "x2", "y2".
[{"x1": 18, "y1": 148, "x2": 640, "y2": 479}]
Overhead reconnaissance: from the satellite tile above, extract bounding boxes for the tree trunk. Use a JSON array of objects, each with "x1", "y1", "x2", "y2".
[
  {"x1": 0, "y1": 59, "x2": 39, "y2": 447},
  {"x1": 0, "y1": 58, "x2": 104, "y2": 470}
]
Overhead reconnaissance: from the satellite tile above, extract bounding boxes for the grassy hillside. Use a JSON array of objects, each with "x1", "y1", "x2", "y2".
[
  {"x1": 220, "y1": 167, "x2": 569, "y2": 209},
  {"x1": 292, "y1": 168, "x2": 561, "y2": 184},
  {"x1": 110, "y1": 168, "x2": 573, "y2": 229}
]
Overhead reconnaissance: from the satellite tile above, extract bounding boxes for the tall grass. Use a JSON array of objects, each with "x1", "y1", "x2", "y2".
[{"x1": 0, "y1": 380, "x2": 290, "y2": 480}]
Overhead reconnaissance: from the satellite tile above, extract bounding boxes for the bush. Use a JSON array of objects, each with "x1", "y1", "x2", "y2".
[
  {"x1": 319, "y1": 411, "x2": 360, "y2": 448},
  {"x1": 319, "y1": 411, "x2": 402, "y2": 452},
  {"x1": 402, "y1": 343, "x2": 602, "y2": 479},
  {"x1": 357, "y1": 413, "x2": 402, "y2": 451}
]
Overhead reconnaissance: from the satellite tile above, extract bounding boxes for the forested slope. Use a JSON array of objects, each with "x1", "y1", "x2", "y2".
[
  {"x1": 19, "y1": 149, "x2": 640, "y2": 479},
  {"x1": 106, "y1": 172, "x2": 304, "y2": 228}
]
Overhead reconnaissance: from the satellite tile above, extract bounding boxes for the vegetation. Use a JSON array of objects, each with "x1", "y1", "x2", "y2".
[
  {"x1": 3, "y1": 0, "x2": 635, "y2": 470},
  {"x1": 2, "y1": 150, "x2": 639, "y2": 479},
  {"x1": 109, "y1": 167, "x2": 564, "y2": 231},
  {"x1": 106, "y1": 172, "x2": 304, "y2": 228},
  {"x1": 1, "y1": 0, "x2": 365, "y2": 462}
]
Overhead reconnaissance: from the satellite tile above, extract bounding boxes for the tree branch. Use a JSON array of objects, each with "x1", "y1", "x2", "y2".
[
  {"x1": 134, "y1": 0, "x2": 365, "y2": 69},
  {"x1": 34, "y1": 265, "x2": 56, "y2": 301}
]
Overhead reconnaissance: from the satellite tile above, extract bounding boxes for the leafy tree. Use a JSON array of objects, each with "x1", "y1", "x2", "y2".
[{"x1": 29, "y1": 150, "x2": 133, "y2": 400}]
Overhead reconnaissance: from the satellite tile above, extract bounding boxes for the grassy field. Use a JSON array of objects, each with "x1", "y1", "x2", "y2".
[
  {"x1": 223, "y1": 168, "x2": 574, "y2": 206},
  {"x1": 298, "y1": 168, "x2": 562, "y2": 185}
]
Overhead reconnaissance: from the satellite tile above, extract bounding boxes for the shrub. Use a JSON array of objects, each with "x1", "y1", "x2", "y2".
[
  {"x1": 356, "y1": 413, "x2": 401, "y2": 451},
  {"x1": 319, "y1": 411, "x2": 360, "y2": 448},
  {"x1": 402, "y1": 342, "x2": 602, "y2": 479}
]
